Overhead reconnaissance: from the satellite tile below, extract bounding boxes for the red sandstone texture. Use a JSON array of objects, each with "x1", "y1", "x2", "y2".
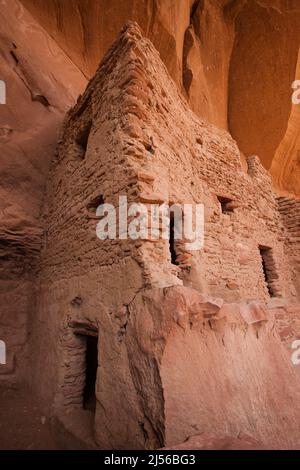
[
  {"x1": 0, "y1": 1, "x2": 300, "y2": 452},
  {"x1": 19, "y1": 0, "x2": 300, "y2": 196},
  {"x1": 162, "y1": 433, "x2": 265, "y2": 450}
]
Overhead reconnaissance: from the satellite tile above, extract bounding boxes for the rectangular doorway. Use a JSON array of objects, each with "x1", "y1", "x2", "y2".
[
  {"x1": 69, "y1": 323, "x2": 99, "y2": 412},
  {"x1": 82, "y1": 335, "x2": 98, "y2": 411},
  {"x1": 259, "y1": 246, "x2": 278, "y2": 297}
]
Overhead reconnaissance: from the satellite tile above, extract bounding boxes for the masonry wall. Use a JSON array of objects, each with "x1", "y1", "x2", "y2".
[
  {"x1": 30, "y1": 28, "x2": 154, "y2": 448},
  {"x1": 104, "y1": 28, "x2": 296, "y2": 304},
  {"x1": 31, "y1": 24, "x2": 300, "y2": 449},
  {"x1": 272, "y1": 197, "x2": 300, "y2": 372},
  {"x1": 277, "y1": 197, "x2": 300, "y2": 297}
]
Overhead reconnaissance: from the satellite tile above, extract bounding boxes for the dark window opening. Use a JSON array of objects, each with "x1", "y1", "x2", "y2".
[
  {"x1": 75, "y1": 120, "x2": 92, "y2": 159},
  {"x1": 87, "y1": 195, "x2": 105, "y2": 216},
  {"x1": 259, "y1": 246, "x2": 278, "y2": 298},
  {"x1": 217, "y1": 196, "x2": 234, "y2": 214},
  {"x1": 169, "y1": 213, "x2": 178, "y2": 265},
  {"x1": 82, "y1": 335, "x2": 98, "y2": 411}
]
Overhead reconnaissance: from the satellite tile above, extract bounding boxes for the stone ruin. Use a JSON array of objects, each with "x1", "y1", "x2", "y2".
[{"x1": 1, "y1": 22, "x2": 300, "y2": 450}]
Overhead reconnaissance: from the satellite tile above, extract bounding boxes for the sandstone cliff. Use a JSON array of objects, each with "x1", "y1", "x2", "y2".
[
  {"x1": 0, "y1": 0, "x2": 300, "y2": 451},
  {"x1": 20, "y1": 0, "x2": 300, "y2": 196}
]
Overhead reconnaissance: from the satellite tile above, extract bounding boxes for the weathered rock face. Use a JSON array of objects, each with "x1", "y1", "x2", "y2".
[
  {"x1": 28, "y1": 23, "x2": 300, "y2": 450},
  {"x1": 127, "y1": 286, "x2": 300, "y2": 449},
  {"x1": 1, "y1": 0, "x2": 300, "y2": 451},
  {"x1": 0, "y1": 2, "x2": 298, "y2": 387},
  {"x1": 0, "y1": 0, "x2": 85, "y2": 384},
  {"x1": 228, "y1": 0, "x2": 300, "y2": 184},
  {"x1": 271, "y1": 49, "x2": 300, "y2": 197},
  {"x1": 162, "y1": 432, "x2": 265, "y2": 450},
  {"x1": 20, "y1": 0, "x2": 300, "y2": 196}
]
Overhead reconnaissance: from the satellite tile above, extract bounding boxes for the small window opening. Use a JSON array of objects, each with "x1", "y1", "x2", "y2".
[
  {"x1": 87, "y1": 195, "x2": 105, "y2": 216},
  {"x1": 259, "y1": 246, "x2": 278, "y2": 298},
  {"x1": 217, "y1": 196, "x2": 234, "y2": 214},
  {"x1": 169, "y1": 213, "x2": 178, "y2": 265},
  {"x1": 75, "y1": 120, "x2": 92, "y2": 159},
  {"x1": 79, "y1": 335, "x2": 98, "y2": 411}
]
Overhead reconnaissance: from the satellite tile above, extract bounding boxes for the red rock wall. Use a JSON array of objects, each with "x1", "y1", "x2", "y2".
[
  {"x1": 20, "y1": 0, "x2": 300, "y2": 196},
  {"x1": 0, "y1": 0, "x2": 85, "y2": 385},
  {"x1": 128, "y1": 286, "x2": 300, "y2": 449}
]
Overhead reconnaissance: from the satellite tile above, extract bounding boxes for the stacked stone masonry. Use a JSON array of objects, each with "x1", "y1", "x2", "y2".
[{"x1": 6, "y1": 23, "x2": 300, "y2": 449}]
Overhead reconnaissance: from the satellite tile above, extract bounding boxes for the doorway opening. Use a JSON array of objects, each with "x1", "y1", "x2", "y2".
[
  {"x1": 75, "y1": 120, "x2": 92, "y2": 159},
  {"x1": 57, "y1": 324, "x2": 98, "y2": 444},
  {"x1": 70, "y1": 325, "x2": 98, "y2": 412},
  {"x1": 169, "y1": 212, "x2": 178, "y2": 265},
  {"x1": 82, "y1": 335, "x2": 98, "y2": 411},
  {"x1": 259, "y1": 246, "x2": 278, "y2": 297}
]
